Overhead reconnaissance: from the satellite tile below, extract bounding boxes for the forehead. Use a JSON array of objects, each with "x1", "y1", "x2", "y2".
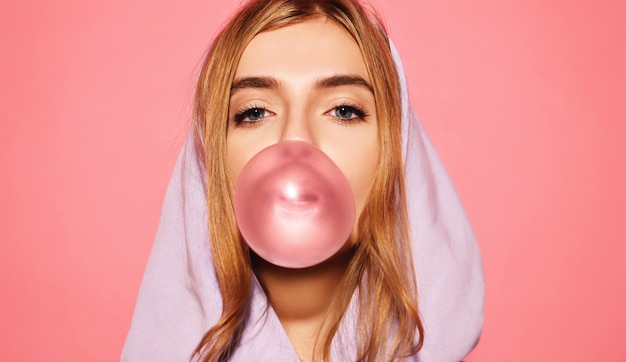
[{"x1": 234, "y1": 18, "x2": 369, "y2": 81}]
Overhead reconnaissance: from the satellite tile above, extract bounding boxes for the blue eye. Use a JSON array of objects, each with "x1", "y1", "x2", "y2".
[
  {"x1": 235, "y1": 107, "x2": 269, "y2": 124},
  {"x1": 335, "y1": 106, "x2": 355, "y2": 119},
  {"x1": 331, "y1": 105, "x2": 367, "y2": 121}
]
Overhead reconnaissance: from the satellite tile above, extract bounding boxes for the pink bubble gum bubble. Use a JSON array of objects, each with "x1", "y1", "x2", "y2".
[{"x1": 234, "y1": 141, "x2": 356, "y2": 269}]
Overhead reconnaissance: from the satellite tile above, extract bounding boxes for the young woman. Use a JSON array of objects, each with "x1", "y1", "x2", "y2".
[{"x1": 123, "y1": 0, "x2": 484, "y2": 361}]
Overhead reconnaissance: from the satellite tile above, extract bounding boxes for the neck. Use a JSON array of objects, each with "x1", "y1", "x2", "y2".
[{"x1": 252, "y1": 247, "x2": 354, "y2": 361}]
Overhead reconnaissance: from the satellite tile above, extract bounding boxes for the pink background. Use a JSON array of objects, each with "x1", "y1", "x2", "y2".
[{"x1": 1, "y1": 0, "x2": 624, "y2": 360}]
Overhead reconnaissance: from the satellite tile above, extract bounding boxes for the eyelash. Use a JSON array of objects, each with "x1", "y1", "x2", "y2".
[
  {"x1": 328, "y1": 102, "x2": 368, "y2": 124},
  {"x1": 231, "y1": 102, "x2": 369, "y2": 127},
  {"x1": 233, "y1": 104, "x2": 270, "y2": 126}
]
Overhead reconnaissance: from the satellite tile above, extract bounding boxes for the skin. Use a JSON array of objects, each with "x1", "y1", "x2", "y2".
[{"x1": 226, "y1": 18, "x2": 379, "y2": 361}]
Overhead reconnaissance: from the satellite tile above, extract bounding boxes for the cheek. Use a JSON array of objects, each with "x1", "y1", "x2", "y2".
[
  {"x1": 226, "y1": 133, "x2": 274, "y2": 181},
  {"x1": 350, "y1": 148, "x2": 379, "y2": 214},
  {"x1": 225, "y1": 142, "x2": 245, "y2": 181},
  {"x1": 327, "y1": 135, "x2": 379, "y2": 216}
]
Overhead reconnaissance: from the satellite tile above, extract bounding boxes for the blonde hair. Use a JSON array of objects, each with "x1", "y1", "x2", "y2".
[{"x1": 192, "y1": 0, "x2": 423, "y2": 360}]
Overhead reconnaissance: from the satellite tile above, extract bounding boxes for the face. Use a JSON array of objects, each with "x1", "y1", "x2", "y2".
[{"x1": 227, "y1": 18, "x2": 379, "y2": 238}]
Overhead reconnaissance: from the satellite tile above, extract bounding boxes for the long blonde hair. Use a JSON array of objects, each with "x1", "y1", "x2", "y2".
[{"x1": 192, "y1": 0, "x2": 423, "y2": 360}]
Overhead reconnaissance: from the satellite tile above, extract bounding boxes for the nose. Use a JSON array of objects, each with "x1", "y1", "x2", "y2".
[{"x1": 279, "y1": 114, "x2": 317, "y2": 146}]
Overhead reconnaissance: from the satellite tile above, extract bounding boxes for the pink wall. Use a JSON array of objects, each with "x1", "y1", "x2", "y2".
[{"x1": 1, "y1": 0, "x2": 624, "y2": 360}]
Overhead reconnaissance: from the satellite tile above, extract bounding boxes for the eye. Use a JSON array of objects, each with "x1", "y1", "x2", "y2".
[
  {"x1": 327, "y1": 104, "x2": 367, "y2": 122},
  {"x1": 234, "y1": 107, "x2": 272, "y2": 124}
]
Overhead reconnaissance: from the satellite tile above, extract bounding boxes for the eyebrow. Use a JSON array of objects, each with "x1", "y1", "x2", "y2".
[
  {"x1": 230, "y1": 74, "x2": 373, "y2": 95},
  {"x1": 315, "y1": 75, "x2": 373, "y2": 94},
  {"x1": 231, "y1": 77, "x2": 279, "y2": 94}
]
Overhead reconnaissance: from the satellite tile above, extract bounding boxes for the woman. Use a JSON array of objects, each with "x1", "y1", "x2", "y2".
[{"x1": 123, "y1": 0, "x2": 484, "y2": 361}]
